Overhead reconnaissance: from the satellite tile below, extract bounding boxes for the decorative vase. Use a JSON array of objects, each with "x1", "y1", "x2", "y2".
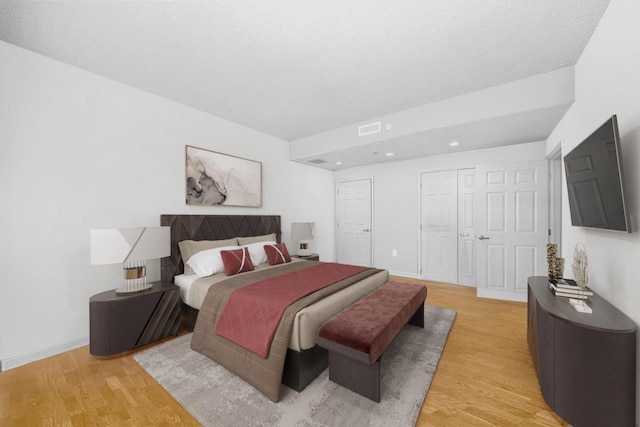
[
  {"x1": 550, "y1": 257, "x2": 565, "y2": 279},
  {"x1": 547, "y1": 244, "x2": 564, "y2": 279},
  {"x1": 573, "y1": 243, "x2": 589, "y2": 289}
]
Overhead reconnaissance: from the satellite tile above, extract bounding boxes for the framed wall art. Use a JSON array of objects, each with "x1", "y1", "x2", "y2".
[{"x1": 186, "y1": 145, "x2": 262, "y2": 208}]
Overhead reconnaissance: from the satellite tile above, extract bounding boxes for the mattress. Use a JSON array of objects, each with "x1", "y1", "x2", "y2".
[{"x1": 176, "y1": 262, "x2": 389, "y2": 351}]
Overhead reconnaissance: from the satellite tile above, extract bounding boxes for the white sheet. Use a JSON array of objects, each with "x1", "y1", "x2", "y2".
[{"x1": 174, "y1": 273, "x2": 199, "y2": 305}]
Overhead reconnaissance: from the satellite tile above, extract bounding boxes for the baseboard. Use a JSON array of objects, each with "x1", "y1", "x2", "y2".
[
  {"x1": 477, "y1": 288, "x2": 527, "y2": 302},
  {"x1": 388, "y1": 270, "x2": 421, "y2": 280},
  {"x1": 0, "y1": 337, "x2": 89, "y2": 372}
]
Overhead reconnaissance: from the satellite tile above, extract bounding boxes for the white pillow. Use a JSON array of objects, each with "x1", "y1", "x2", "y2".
[
  {"x1": 186, "y1": 245, "x2": 240, "y2": 277},
  {"x1": 244, "y1": 241, "x2": 276, "y2": 266}
]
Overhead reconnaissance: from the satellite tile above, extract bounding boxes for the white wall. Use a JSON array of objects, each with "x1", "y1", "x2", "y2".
[
  {"x1": 334, "y1": 141, "x2": 548, "y2": 277},
  {"x1": 0, "y1": 41, "x2": 334, "y2": 369},
  {"x1": 546, "y1": 0, "x2": 640, "y2": 419}
]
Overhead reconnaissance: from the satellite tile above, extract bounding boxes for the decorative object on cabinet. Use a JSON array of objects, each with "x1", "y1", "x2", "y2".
[
  {"x1": 186, "y1": 145, "x2": 262, "y2": 207},
  {"x1": 90, "y1": 282, "x2": 180, "y2": 356},
  {"x1": 548, "y1": 278, "x2": 593, "y2": 300},
  {"x1": 572, "y1": 242, "x2": 589, "y2": 289},
  {"x1": 90, "y1": 226, "x2": 170, "y2": 294},
  {"x1": 291, "y1": 222, "x2": 314, "y2": 256},
  {"x1": 546, "y1": 243, "x2": 557, "y2": 260},
  {"x1": 546, "y1": 243, "x2": 564, "y2": 279}
]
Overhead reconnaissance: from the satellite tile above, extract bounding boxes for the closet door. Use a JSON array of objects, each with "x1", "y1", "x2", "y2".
[
  {"x1": 457, "y1": 168, "x2": 477, "y2": 287},
  {"x1": 420, "y1": 170, "x2": 458, "y2": 284}
]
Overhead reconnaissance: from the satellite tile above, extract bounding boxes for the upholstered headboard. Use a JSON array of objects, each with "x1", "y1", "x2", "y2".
[{"x1": 160, "y1": 214, "x2": 282, "y2": 283}]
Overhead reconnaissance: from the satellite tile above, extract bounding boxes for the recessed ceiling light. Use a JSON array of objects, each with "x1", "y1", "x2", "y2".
[
  {"x1": 335, "y1": 161, "x2": 342, "y2": 165},
  {"x1": 385, "y1": 152, "x2": 394, "y2": 156},
  {"x1": 449, "y1": 141, "x2": 460, "y2": 147}
]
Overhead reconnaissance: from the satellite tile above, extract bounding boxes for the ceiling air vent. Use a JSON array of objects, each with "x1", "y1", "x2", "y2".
[
  {"x1": 308, "y1": 158, "x2": 328, "y2": 165},
  {"x1": 358, "y1": 121, "x2": 381, "y2": 137}
]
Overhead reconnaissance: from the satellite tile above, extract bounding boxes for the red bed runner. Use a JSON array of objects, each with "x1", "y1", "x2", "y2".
[{"x1": 214, "y1": 263, "x2": 368, "y2": 358}]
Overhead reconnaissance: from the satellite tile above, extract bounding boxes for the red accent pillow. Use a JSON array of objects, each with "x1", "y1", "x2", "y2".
[
  {"x1": 220, "y1": 247, "x2": 254, "y2": 276},
  {"x1": 264, "y1": 243, "x2": 292, "y2": 265}
]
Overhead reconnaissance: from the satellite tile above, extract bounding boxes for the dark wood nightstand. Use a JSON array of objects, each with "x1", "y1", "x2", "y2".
[
  {"x1": 293, "y1": 253, "x2": 319, "y2": 261},
  {"x1": 89, "y1": 281, "x2": 180, "y2": 357}
]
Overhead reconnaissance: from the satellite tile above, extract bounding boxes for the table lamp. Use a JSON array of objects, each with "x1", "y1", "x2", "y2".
[
  {"x1": 90, "y1": 226, "x2": 170, "y2": 294},
  {"x1": 291, "y1": 222, "x2": 314, "y2": 256}
]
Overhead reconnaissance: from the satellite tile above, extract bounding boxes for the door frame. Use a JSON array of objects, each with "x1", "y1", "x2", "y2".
[
  {"x1": 335, "y1": 177, "x2": 374, "y2": 266},
  {"x1": 547, "y1": 146, "x2": 562, "y2": 252}
]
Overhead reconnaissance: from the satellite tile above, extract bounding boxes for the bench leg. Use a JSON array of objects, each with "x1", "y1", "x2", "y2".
[
  {"x1": 408, "y1": 303, "x2": 424, "y2": 328},
  {"x1": 327, "y1": 351, "x2": 380, "y2": 402}
]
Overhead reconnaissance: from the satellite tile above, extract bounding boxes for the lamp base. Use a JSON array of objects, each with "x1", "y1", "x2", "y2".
[
  {"x1": 298, "y1": 242, "x2": 310, "y2": 256},
  {"x1": 118, "y1": 262, "x2": 151, "y2": 294}
]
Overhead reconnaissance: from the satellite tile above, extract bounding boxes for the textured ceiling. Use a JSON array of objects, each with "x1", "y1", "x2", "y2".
[{"x1": 0, "y1": 1, "x2": 609, "y2": 143}]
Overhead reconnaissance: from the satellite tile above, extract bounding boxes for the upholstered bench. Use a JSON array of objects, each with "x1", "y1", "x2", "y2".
[{"x1": 316, "y1": 281, "x2": 427, "y2": 402}]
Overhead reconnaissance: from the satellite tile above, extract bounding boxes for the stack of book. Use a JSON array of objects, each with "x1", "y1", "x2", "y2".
[{"x1": 548, "y1": 278, "x2": 593, "y2": 300}]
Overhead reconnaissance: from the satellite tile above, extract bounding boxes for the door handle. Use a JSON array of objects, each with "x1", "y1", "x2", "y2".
[
  {"x1": 459, "y1": 233, "x2": 469, "y2": 237},
  {"x1": 362, "y1": 229, "x2": 370, "y2": 232},
  {"x1": 477, "y1": 235, "x2": 490, "y2": 240}
]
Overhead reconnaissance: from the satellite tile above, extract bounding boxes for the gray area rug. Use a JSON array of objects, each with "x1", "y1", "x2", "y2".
[{"x1": 134, "y1": 305, "x2": 456, "y2": 427}]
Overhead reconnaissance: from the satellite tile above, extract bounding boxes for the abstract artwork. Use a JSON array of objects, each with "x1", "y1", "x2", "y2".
[{"x1": 186, "y1": 146, "x2": 262, "y2": 207}]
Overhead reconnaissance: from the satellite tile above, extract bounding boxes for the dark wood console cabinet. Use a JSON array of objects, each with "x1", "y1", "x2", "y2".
[
  {"x1": 90, "y1": 282, "x2": 180, "y2": 356},
  {"x1": 527, "y1": 276, "x2": 636, "y2": 427}
]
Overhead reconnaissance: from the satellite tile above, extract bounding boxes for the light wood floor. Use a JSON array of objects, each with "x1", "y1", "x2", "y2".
[
  {"x1": 406, "y1": 279, "x2": 566, "y2": 427},
  {"x1": 0, "y1": 279, "x2": 566, "y2": 426}
]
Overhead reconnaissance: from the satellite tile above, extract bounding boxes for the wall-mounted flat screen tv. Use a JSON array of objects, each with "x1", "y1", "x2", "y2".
[{"x1": 564, "y1": 115, "x2": 631, "y2": 232}]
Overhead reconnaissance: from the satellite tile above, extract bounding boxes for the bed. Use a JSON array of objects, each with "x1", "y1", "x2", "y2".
[{"x1": 160, "y1": 214, "x2": 389, "y2": 401}]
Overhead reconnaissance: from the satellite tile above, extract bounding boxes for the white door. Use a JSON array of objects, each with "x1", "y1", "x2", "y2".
[
  {"x1": 476, "y1": 161, "x2": 548, "y2": 301},
  {"x1": 336, "y1": 179, "x2": 372, "y2": 267},
  {"x1": 420, "y1": 170, "x2": 458, "y2": 284},
  {"x1": 457, "y1": 168, "x2": 477, "y2": 287}
]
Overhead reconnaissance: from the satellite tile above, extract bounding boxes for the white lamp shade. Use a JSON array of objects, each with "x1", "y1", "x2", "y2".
[
  {"x1": 90, "y1": 226, "x2": 170, "y2": 265},
  {"x1": 291, "y1": 222, "x2": 314, "y2": 241}
]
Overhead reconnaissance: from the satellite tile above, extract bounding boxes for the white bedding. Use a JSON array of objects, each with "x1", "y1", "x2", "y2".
[
  {"x1": 174, "y1": 273, "x2": 199, "y2": 305},
  {"x1": 175, "y1": 261, "x2": 389, "y2": 351}
]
